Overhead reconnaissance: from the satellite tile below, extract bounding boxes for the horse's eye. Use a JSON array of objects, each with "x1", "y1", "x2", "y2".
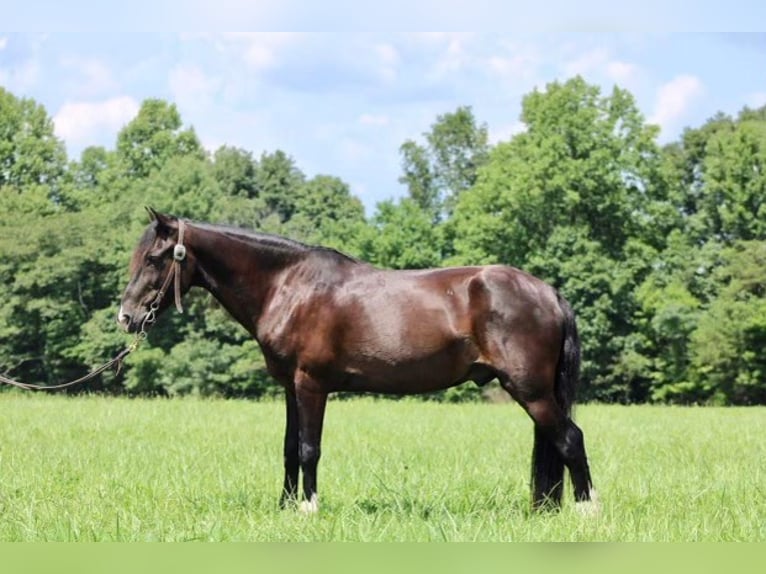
[{"x1": 145, "y1": 254, "x2": 161, "y2": 267}]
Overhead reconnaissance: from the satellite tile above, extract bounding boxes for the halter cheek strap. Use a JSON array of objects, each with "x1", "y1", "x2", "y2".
[
  {"x1": 172, "y1": 220, "x2": 186, "y2": 314},
  {"x1": 154, "y1": 219, "x2": 187, "y2": 315}
]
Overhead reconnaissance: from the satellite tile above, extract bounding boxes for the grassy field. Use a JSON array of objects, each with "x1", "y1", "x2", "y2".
[{"x1": 0, "y1": 393, "x2": 764, "y2": 541}]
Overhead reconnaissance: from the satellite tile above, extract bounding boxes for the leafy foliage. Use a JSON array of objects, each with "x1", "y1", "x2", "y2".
[
  {"x1": 0, "y1": 87, "x2": 66, "y2": 191},
  {"x1": 1, "y1": 80, "x2": 765, "y2": 404},
  {"x1": 399, "y1": 106, "x2": 489, "y2": 222}
]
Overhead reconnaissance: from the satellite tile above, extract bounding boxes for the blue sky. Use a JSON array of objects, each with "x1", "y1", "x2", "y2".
[{"x1": 2, "y1": 31, "x2": 766, "y2": 213}]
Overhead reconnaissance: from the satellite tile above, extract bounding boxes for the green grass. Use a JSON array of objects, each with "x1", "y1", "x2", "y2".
[{"x1": 0, "y1": 393, "x2": 764, "y2": 541}]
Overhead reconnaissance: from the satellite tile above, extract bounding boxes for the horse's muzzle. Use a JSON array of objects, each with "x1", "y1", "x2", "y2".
[{"x1": 117, "y1": 306, "x2": 136, "y2": 333}]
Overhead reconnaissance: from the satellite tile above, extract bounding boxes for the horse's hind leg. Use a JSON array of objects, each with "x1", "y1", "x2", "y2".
[{"x1": 523, "y1": 393, "x2": 595, "y2": 511}]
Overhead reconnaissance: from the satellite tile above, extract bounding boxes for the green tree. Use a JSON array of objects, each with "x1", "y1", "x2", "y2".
[
  {"x1": 399, "y1": 106, "x2": 489, "y2": 221},
  {"x1": 700, "y1": 111, "x2": 766, "y2": 242},
  {"x1": 453, "y1": 77, "x2": 661, "y2": 264},
  {"x1": 688, "y1": 241, "x2": 766, "y2": 404},
  {"x1": 0, "y1": 88, "x2": 66, "y2": 192},
  {"x1": 254, "y1": 150, "x2": 305, "y2": 222},
  {"x1": 143, "y1": 154, "x2": 221, "y2": 220},
  {"x1": 282, "y1": 174, "x2": 366, "y2": 249},
  {"x1": 635, "y1": 105, "x2": 766, "y2": 404},
  {"x1": 59, "y1": 146, "x2": 120, "y2": 210},
  {"x1": 660, "y1": 112, "x2": 734, "y2": 230},
  {"x1": 357, "y1": 198, "x2": 444, "y2": 270},
  {"x1": 212, "y1": 145, "x2": 258, "y2": 199},
  {"x1": 116, "y1": 99, "x2": 203, "y2": 179},
  {"x1": 633, "y1": 231, "x2": 714, "y2": 402},
  {"x1": 399, "y1": 140, "x2": 437, "y2": 216}
]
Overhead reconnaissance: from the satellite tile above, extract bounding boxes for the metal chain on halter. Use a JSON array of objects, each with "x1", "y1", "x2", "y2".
[{"x1": 0, "y1": 221, "x2": 187, "y2": 392}]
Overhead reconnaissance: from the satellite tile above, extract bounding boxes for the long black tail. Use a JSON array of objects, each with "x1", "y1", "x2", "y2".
[
  {"x1": 553, "y1": 294, "x2": 581, "y2": 417},
  {"x1": 531, "y1": 293, "x2": 581, "y2": 509}
]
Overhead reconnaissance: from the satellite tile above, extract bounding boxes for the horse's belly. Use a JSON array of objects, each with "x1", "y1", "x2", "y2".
[{"x1": 336, "y1": 337, "x2": 480, "y2": 394}]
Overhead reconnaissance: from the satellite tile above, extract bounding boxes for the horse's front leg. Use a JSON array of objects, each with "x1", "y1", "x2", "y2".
[
  {"x1": 295, "y1": 374, "x2": 328, "y2": 514},
  {"x1": 279, "y1": 387, "x2": 299, "y2": 508}
]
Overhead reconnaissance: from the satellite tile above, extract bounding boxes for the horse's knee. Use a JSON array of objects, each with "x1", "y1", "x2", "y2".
[{"x1": 299, "y1": 441, "x2": 321, "y2": 468}]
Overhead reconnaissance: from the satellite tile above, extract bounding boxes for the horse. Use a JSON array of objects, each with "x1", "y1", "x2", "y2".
[{"x1": 118, "y1": 209, "x2": 596, "y2": 514}]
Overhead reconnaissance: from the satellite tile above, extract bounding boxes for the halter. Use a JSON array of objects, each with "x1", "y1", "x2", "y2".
[{"x1": 146, "y1": 219, "x2": 187, "y2": 323}]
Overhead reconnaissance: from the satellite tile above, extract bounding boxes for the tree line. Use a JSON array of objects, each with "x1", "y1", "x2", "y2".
[{"x1": 1, "y1": 77, "x2": 765, "y2": 404}]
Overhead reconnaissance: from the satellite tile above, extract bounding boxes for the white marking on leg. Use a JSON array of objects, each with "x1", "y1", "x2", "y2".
[
  {"x1": 575, "y1": 488, "x2": 601, "y2": 517},
  {"x1": 298, "y1": 493, "x2": 319, "y2": 514}
]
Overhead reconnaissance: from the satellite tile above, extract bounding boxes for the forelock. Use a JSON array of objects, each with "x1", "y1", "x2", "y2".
[{"x1": 129, "y1": 224, "x2": 159, "y2": 274}]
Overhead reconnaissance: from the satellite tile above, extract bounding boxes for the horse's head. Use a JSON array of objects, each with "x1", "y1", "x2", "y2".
[{"x1": 118, "y1": 208, "x2": 195, "y2": 333}]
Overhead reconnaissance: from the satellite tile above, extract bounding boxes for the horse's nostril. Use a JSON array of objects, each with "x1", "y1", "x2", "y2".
[{"x1": 117, "y1": 306, "x2": 131, "y2": 329}]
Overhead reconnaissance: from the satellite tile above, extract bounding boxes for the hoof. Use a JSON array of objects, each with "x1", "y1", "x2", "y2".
[
  {"x1": 298, "y1": 494, "x2": 319, "y2": 514},
  {"x1": 575, "y1": 489, "x2": 601, "y2": 517}
]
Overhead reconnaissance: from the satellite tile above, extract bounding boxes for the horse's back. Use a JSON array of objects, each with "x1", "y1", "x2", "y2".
[
  {"x1": 333, "y1": 263, "x2": 562, "y2": 348},
  {"x1": 301, "y1": 263, "x2": 562, "y2": 393}
]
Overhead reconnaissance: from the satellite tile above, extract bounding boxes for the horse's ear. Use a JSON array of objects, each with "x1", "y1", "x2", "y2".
[
  {"x1": 145, "y1": 206, "x2": 159, "y2": 222},
  {"x1": 146, "y1": 207, "x2": 176, "y2": 237}
]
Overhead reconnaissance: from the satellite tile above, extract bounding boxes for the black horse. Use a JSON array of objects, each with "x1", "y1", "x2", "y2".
[{"x1": 118, "y1": 210, "x2": 596, "y2": 513}]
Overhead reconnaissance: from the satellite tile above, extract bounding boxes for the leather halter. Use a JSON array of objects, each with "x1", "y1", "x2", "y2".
[{"x1": 149, "y1": 219, "x2": 187, "y2": 319}]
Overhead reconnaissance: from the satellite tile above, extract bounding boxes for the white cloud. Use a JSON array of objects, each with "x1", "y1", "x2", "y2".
[
  {"x1": 746, "y1": 91, "x2": 766, "y2": 108},
  {"x1": 564, "y1": 48, "x2": 610, "y2": 77},
  {"x1": 606, "y1": 60, "x2": 637, "y2": 85},
  {"x1": 61, "y1": 57, "x2": 116, "y2": 96},
  {"x1": 0, "y1": 37, "x2": 7, "y2": 50},
  {"x1": 427, "y1": 33, "x2": 475, "y2": 80},
  {"x1": 54, "y1": 96, "x2": 139, "y2": 147},
  {"x1": 649, "y1": 75, "x2": 704, "y2": 132},
  {"x1": 220, "y1": 32, "x2": 301, "y2": 71},
  {"x1": 339, "y1": 137, "x2": 372, "y2": 162},
  {"x1": 358, "y1": 113, "x2": 390, "y2": 127},
  {"x1": 0, "y1": 58, "x2": 40, "y2": 92},
  {"x1": 437, "y1": 37, "x2": 469, "y2": 75},
  {"x1": 562, "y1": 48, "x2": 639, "y2": 88},
  {"x1": 489, "y1": 121, "x2": 527, "y2": 145},
  {"x1": 487, "y1": 53, "x2": 538, "y2": 82},
  {"x1": 481, "y1": 40, "x2": 542, "y2": 92},
  {"x1": 375, "y1": 43, "x2": 399, "y2": 82},
  {"x1": 376, "y1": 43, "x2": 398, "y2": 66},
  {"x1": 168, "y1": 64, "x2": 220, "y2": 111}
]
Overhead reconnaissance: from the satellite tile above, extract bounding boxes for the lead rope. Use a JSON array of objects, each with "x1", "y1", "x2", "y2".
[
  {"x1": 0, "y1": 331, "x2": 143, "y2": 391},
  {"x1": 0, "y1": 221, "x2": 187, "y2": 391}
]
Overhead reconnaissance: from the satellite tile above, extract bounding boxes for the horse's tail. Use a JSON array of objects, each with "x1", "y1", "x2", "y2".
[
  {"x1": 553, "y1": 293, "x2": 580, "y2": 417},
  {"x1": 531, "y1": 292, "x2": 581, "y2": 509}
]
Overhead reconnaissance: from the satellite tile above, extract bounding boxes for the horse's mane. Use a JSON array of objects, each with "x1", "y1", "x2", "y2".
[{"x1": 191, "y1": 221, "x2": 361, "y2": 265}]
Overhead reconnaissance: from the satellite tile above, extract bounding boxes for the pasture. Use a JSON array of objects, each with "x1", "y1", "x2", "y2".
[{"x1": 0, "y1": 394, "x2": 764, "y2": 541}]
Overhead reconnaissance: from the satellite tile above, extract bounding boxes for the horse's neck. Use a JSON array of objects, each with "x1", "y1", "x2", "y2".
[{"x1": 189, "y1": 226, "x2": 299, "y2": 334}]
